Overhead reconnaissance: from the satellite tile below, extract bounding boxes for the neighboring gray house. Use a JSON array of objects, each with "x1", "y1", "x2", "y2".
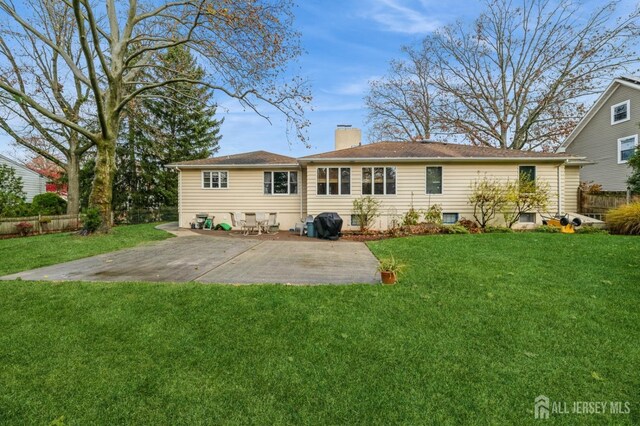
[
  {"x1": 0, "y1": 153, "x2": 46, "y2": 201},
  {"x1": 558, "y1": 76, "x2": 640, "y2": 191}
]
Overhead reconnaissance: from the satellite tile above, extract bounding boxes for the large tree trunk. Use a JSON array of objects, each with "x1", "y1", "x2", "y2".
[
  {"x1": 66, "y1": 154, "x2": 81, "y2": 215},
  {"x1": 89, "y1": 139, "x2": 116, "y2": 230}
]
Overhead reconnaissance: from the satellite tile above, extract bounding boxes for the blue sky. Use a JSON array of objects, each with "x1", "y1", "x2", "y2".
[
  {"x1": 217, "y1": 0, "x2": 483, "y2": 158},
  {"x1": 0, "y1": 0, "x2": 636, "y2": 160},
  {"x1": 184, "y1": 0, "x2": 639, "y2": 158}
]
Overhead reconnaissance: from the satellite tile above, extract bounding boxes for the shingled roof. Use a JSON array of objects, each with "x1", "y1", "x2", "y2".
[
  {"x1": 167, "y1": 150, "x2": 298, "y2": 167},
  {"x1": 300, "y1": 141, "x2": 578, "y2": 161},
  {"x1": 167, "y1": 142, "x2": 584, "y2": 169}
]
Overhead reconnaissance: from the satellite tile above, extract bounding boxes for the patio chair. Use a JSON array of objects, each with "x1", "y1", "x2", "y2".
[
  {"x1": 268, "y1": 212, "x2": 279, "y2": 233},
  {"x1": 243, "y1": 213, "x2": 257, "y2": 236},
  {"x1": 230, "y1": 212, "x2": 246, "y2": 233},
  {"x1": 255, "y1": 212, "x2": 268, "y2": 235}
]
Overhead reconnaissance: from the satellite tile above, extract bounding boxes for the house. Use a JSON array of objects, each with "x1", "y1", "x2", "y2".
[
  {"x1": 0, "y1": 153, "x2": 46, "y2": 202},
  {"x1": 557, "y1": 76, "x2": 640, "y2": 191},
  {"x1": 168, "y1": 127, "x2": 585, "y2": 231}
]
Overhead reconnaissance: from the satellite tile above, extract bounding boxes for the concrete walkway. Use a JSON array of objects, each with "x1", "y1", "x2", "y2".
[{"x1": 2, "y1": 228, "x2": 380, "y2": 285}]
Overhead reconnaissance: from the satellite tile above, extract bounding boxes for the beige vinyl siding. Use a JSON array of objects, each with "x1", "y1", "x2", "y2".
[
  {"x1": 306, "y1": 162, "x2": 569, "y2": 230},
  {"x1": 178, "y1": 168, "x2": 302, "y2": 229},
  {"x1": 564, "y1": 166, "x2": 581, "y2": 213},
  {"x1": 565, "y1": 84, "x2": 640, "y2": 190}
]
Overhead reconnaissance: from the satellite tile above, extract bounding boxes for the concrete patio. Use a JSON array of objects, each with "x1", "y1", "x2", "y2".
[{"x1": 2, "y1": 225, "x2": 380, "y2": 285}]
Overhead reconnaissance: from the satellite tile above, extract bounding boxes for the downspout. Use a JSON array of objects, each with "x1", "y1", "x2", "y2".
[
  {"x1": 299, "y1": 164, "x2": 303, "y2": 221},
  {"x1": 176, "y1": 167, "x2": 182, "y2": 227},
  {"x1": 555, "y1": 163, "x2": 563, "y2": 216}
]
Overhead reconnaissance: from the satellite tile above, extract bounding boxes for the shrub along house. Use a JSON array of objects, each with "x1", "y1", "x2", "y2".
[{"x1": 168, "y1": 127, "x2": 586, "y2": 231}]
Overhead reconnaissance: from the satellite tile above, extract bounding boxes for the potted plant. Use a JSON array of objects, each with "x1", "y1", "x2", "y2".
[{"x1": 378, "y1": 256, "x2": 405, "y2": 285}]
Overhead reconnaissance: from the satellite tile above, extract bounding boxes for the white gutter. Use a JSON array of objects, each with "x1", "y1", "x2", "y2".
[
  {"x1": 565, "y1": 159, "x2": 595, "y2": 165},
  {"x1": 298, "y1": 156, "x2": 582, "y2": 164},
  {"x1": 168, "y1": 157, "x2": 586, "y2": 169},
  {"x1": 165, "y1": 163, "x2": 299, "y2": 169}
]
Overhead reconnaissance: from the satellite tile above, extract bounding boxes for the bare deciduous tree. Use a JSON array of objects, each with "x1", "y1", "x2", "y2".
[
  {"x1": 365, "y1": 45, "x2": 438, "y2": 142},
  {"x1": 366, "y1": 0, "x2": 639, "y2": 151},
  {"x1": 0, "y1": 0, "x2": 92, "y2": 214},
  {"x1": 0, "y1": 0, "x2": 310, "y2": 229}
]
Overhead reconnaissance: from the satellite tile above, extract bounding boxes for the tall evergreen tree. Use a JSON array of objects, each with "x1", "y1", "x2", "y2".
[{"x1": 114, "y1": 46, "x2": 223, "y2": 211}]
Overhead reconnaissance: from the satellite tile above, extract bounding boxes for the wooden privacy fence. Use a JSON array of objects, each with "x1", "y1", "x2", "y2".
[
  {"x1": 578, "y1": 189, "x2": 640, "y2": 220},
  {"x1": 0, "y1": 214, "x2": 82, "y2": 236}
]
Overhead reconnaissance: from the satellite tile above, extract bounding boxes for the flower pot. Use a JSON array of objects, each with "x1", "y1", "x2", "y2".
[{"x1": 380, "y1": 270, "x2": 397, "y2": 285}]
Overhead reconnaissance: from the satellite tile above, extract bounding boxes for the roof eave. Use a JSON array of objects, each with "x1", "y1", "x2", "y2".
[
  {"x1": 298, "y1": 156, "x2": 579, "y2": 163},
  {"x1": 166, "y1": 163, "x2": 300, "y2": 169}
]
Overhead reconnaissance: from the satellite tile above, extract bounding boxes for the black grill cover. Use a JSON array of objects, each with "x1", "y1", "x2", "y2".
[{"x1": 313, "y1": 212, "x2": 343, "y2": 240}]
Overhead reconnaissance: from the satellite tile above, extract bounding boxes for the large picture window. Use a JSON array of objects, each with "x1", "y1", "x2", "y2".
[
  {"x1": 317, "y1": 167, "x2": 351, "y2": 195},
  {"x1": 202, "y1": 171, "x2": 228, "y2": 189},
  {"x1": 264, "y1": 171, "x2": 297, "y2": 195},
  {"x1": 426, "y1": 167, "x2": 443, "y2": 194},
  {"x1": 362, "y1": 167, "x2": 396, "y2": 195}
]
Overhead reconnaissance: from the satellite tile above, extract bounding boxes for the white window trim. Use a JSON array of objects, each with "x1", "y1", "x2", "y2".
[
  {"x1": 316, "y1": 167, "x2": 351, "y2": 195},
  {"x1": 264, "y1": 170, "x2": 298, "y2": 195},
  {"x1": 361, "y1": 166, "x2": 397, "y2": 196},
  {"x1": 618, "y1": 134, "x2": 638, "y2": 164},
  {"x1": 202, "y1": 170, "x2": 229, "y2": 189},
  {"x1": 611, "y1": 100, "x2": 630, "y2": 125},
  {"x1": 426, "y1": 166, "x2": 444, "y2": 195}
]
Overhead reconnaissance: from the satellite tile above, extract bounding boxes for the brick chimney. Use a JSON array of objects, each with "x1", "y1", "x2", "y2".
[{"x1": 334, "y1": 125, "x2": 361, "y2": 150}]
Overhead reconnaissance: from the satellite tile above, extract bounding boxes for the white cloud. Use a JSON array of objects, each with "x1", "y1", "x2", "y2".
[
  {"x1": 325, "y1": 75, "x2": 380, "y2": 97},
  {"x1": 364, "y1": 0, "x2": 442, "y2": 34}
]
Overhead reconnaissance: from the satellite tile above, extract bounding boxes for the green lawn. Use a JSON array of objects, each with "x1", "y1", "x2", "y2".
[
  {"x1": 0, "y1": 233, "x2": 638, "y2": 424},
  {"x1": 0, "y1": 223, "x2": 173, "y2": 276}
]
